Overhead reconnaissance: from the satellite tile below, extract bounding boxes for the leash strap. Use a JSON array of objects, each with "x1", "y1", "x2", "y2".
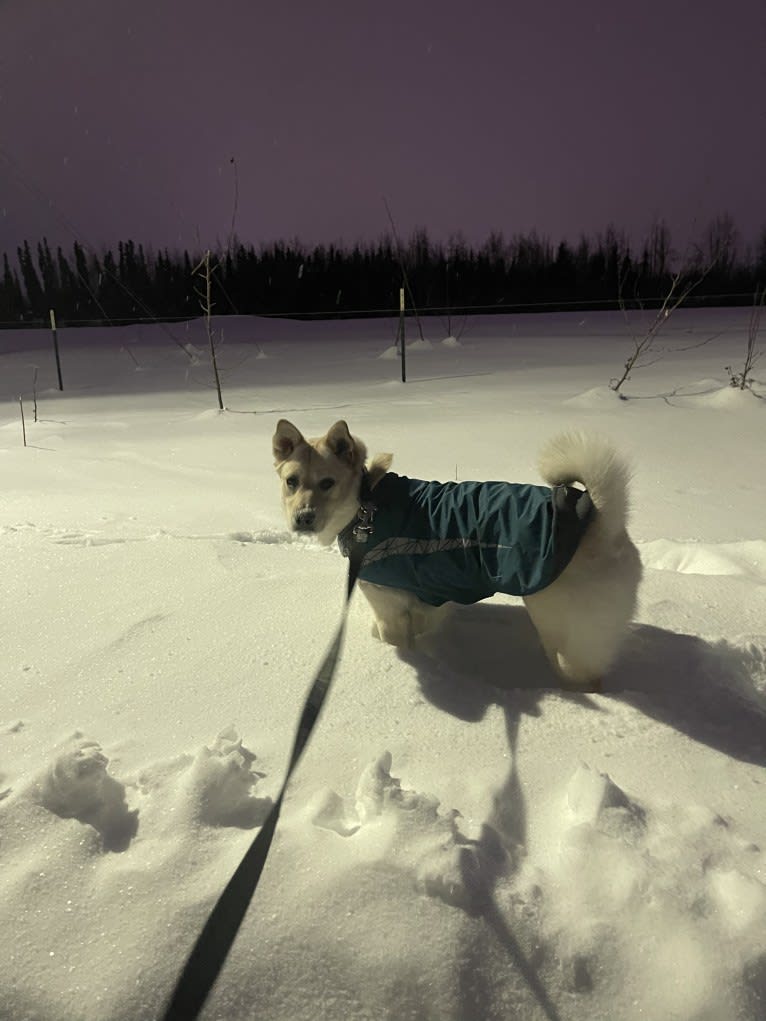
[{"x1": 161, "y1": 543, "x2": 367, "y2": 1021}]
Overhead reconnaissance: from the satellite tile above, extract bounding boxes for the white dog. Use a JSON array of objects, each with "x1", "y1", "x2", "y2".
[{"x1": 273, "y1": 420, "x2": 642, "y2": 691}]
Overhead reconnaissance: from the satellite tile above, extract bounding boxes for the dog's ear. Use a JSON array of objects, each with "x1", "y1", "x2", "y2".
[
  {"x1": 273, "y1": 419, "x2": 305, "y2": 464},
  {"x1": 324, "y1": 420, "x2": 362, "y2": 466},
  {"x1": 368, "y1": 452, "x2": 393, "y2": 489}
]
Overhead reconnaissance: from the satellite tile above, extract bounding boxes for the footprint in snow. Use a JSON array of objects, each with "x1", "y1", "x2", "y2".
[
  {"x1": 544, "y1": 763, "x2": 766, "y2": 1000},
  {"x1": 31, "y1": 739, "x2": 138, "y2": 853},
  {"x1": 710, "y1": 635, "x2": 766, "y2": 698},
  {"x1": 50, "y1": 528, "x2": 128, "y2": 547},
  {"x1": 136, "y1": 727, "x2": 272, "y2": 830},
  {"x1": 181, "y1": 728, "x2": 272, "y2": 828},
  {"x1": 11, "y1": 729, "x2": 269, "y2": 865},
  {"x1": 310, "y1": 751, "x2": 507, "y2": 910}
]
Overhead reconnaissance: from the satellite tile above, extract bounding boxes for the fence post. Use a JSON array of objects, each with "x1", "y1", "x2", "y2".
[
  {"x1": 49, "y1": 309, "x2": 63, "y2": 390},
  {"x1": 399, "y1": 286, "x2": 406, "y2": 383}
]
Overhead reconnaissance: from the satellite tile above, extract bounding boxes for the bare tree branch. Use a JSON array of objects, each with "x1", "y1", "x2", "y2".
[
  {"x1": 193, "y1": 251, "x2": 225, "y2": 411},
  {"x1": 382, "y1": 198, "x2": 427, "y2": 345},
  {"x1": 726, "y1": 285, "x2": 764, "y2": 390},
  {"x1": 611, "y1": 236, "x2": 723, "y2": 392}
]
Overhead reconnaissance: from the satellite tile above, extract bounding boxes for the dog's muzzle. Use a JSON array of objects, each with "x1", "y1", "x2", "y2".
[{"x1": 293, "y1": 507, "x2": 317, "y2": 532}]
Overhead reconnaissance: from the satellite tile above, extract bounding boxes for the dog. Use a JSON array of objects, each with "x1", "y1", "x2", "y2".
[{"x1": 272, "y1": 419, "x2": 642, "y2": 690}]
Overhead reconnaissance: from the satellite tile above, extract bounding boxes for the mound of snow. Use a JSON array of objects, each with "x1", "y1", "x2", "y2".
[
  {"x1": 531, "y1": 764, "x2": 766, "y2": 1018},
  {"x1": 378, "y1": 338, "x2": 433, "y2": 360},
  {"x1": 641, "y1": 538, "x2": 766, "y2": 582},
  {"x1": 674, "y1": 377, "x2": 730, "y2": 394},
  {"x1": 172, "y1": 727, "x2": 272, "y2": 828},
  {"x1": 0, "y1": 728, "x2": 272, "y2": 1020},
  {"x1": 564, "y1": 385, "x2": 627, "y2": 407},
  {"x1": 666, "y1": 379, "x2": 766, "y2": 408},
  {"x1": 308, "y1": 751, "x2": 503, "y2": 910},
  {"x1": 702, "y1": 385, "x2": 765, "y2": 409},
  {"x1": 28, "y1": 738, "x2": 138, "y2": 853}
]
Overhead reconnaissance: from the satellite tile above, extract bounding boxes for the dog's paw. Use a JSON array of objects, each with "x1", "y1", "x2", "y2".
[
  {"x1": 375, "y1": 625, "x2": 410, "y2": 647},
  {"x1": 556, "y1": 652, "x2": 604, "y2": 692}
]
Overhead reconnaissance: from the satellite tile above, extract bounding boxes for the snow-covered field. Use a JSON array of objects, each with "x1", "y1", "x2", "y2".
[{"x1": 1, "y1": 308, "x2": 765, "y2": 1021}]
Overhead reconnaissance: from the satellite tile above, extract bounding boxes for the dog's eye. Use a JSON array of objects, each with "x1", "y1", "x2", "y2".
[
  {"x1": 285, "y1": 475, "x2": 299, "y2": 491},
  {"x1": 318, "y1": 477, "x2": 335, "y2": 491}
]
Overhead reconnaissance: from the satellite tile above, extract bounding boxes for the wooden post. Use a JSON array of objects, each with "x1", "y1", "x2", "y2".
[
  {"x1": 19, "y1": 396, "x2": 26, "y2": 447},
  {"x1": 399, "y1": 286, "x2": 406, "y2": 383},
  {"x1": 49, "y1": 309, "x2": 63, "y2": 390}
]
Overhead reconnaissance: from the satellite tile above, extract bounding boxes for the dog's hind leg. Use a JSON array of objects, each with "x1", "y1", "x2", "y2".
[
  {"x1": 524, "y1": 602, "x2": 607, "y2": 691},
  {"x1": 523, "y1": 536, "x2": 641, "y2": 692}
]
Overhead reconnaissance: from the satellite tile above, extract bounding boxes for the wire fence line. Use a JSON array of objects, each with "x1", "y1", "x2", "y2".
[{"x1": 0, "y1": 291, "x2": 759, "y2": 331}]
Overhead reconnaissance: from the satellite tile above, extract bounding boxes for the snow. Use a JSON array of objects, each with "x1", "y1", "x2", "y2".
[{"x1": 1, "y1": 307, "x2": 765, "y2": 1021}]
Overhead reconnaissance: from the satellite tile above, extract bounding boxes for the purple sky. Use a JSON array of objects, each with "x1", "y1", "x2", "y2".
[{"x1": 1, "y1": 0, "x2": 765, "y2": 261}]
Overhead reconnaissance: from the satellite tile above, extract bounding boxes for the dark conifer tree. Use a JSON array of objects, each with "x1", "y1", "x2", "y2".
[
  {"x1": 756, "y1": 226, "x2": 766, "y2": 282},
  {"x1": 1, "y1": 252, "x2": 27, "y2": 321},
  {"x1": 71, "y1": 241, "x2": 98, "y2": 320},
  {"x1": 1, "y1": 217, "x2": 762, "y2": 327},
  {"x1": 17, "y1": 241, "x2": 45, "y2": 317},
  {"x1": 56, "y1": 246, "x2": 78, "y2": 318},
  {"x1": 37, "y1": 238, "x2": 60, "y2": 308}
]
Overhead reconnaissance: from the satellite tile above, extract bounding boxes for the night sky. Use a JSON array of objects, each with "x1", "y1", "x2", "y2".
[{"x1": 2, "y1": 0, "x2": 765, "y2": 259}]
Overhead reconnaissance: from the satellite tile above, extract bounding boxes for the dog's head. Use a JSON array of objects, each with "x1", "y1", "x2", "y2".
[{"x1": 272, "y1": 419, "x2": 392, "y2": 545}]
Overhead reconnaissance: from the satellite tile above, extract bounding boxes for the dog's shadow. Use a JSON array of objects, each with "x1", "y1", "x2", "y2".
[{"x1": 398, "y1": 603, "x2": 766, "y2": 769}]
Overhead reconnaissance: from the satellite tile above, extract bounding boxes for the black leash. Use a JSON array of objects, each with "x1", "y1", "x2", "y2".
[{"x1": 161, "y1": 540, "x2": 368, "y2": 1021}]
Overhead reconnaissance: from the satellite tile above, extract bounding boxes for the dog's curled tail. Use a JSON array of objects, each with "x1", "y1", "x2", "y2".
[{"x1": 538, "y1": 431, "x2": 632, "y2": 540}]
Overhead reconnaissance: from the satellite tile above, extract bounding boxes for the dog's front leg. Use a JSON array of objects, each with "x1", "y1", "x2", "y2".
[
  {"x1": 359, "y1": 581, "x2": 419, "y2": 647},
  {"x1": 359, "y1": 582, "x2": 450, "y2": 647}
]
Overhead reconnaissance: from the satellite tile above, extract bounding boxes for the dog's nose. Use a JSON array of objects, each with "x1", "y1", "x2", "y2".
[{"x1": 294, "y1": 508, "x2": 316, "y2": 531}]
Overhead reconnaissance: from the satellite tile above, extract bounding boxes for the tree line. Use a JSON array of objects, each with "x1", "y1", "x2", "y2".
[{"x1": 1, "y1": 217, "x2": 764, "y2": 327}]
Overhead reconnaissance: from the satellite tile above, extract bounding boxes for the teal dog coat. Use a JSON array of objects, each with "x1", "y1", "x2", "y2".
[{"x1": 339, "y1": 473, "x2": 593, "y2": 607}]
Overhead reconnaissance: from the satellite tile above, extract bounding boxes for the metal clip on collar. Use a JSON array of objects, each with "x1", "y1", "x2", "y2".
[{"x1": 352, "y1": 502, "x2": 375, "y2": 544}]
